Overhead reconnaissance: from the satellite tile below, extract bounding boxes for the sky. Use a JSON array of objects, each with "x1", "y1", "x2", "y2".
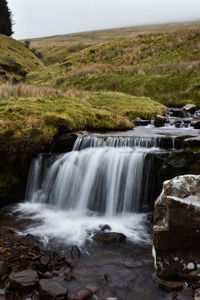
[{"x1": 7, "y1": 0, "x2": 200, "y2": 40}]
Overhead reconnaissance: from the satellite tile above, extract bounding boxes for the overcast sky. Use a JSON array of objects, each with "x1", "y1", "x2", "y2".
[{"x1": 7, "y1": 0, "x2": 200, "y2": 40}]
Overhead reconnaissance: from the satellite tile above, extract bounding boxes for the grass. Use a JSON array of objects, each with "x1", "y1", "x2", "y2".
[
  {"x1": 0, "y1": 34, "x2": 43, "y2": 82},
  {"x1": 0, "y1": 84, "x2": 166, "y2": 144},
  {"x1": 27, "y1": 27, "x2": 200, "y2": 107},
  {"x1": 28, "y1": 21, "x2": 200, "y2": 66}
]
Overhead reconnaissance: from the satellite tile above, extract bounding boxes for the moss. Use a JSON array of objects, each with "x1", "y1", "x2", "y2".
[{"x1": 0, "y1": 173, "x2": 20, "y2": 198}]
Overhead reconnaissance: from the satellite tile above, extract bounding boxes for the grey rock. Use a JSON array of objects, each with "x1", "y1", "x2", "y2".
[
  {"x1": 39, "y1": 279, "x2": 68, "y2": 299},
  {"x1": 9, "y1": 269, "x2": 39, "y2": 288}
]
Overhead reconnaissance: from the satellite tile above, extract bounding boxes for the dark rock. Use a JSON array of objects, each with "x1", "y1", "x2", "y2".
[
  {"x1": 24, "y1": 234, "x2": 40, "y2": 245},
  {"x1": 39, "y1": 279, "x2": 68, "y2": 300},
  {"x1": 100, "y1": 224, "x2": 111, "y2": 232},
  {"x1": 159, "y1": 281, "x2": 183, "y2": 292},
  {"x1": 40, "y1": 256, "x2": 50, "y2": 266},
  {"x1": 92, "y1": 232, "x2": 126, "y2": 243},
  {"x1": 193, "y1": 121, "x2": 200, "y2": 129},
  {"x1": 9, "y1": 269, "x2": 39, "y2": 289},
  {"x1": 134, "y1": 118, "x2": 151, "y2": 126},
  {"x1": 52, "y1": 133, "x2": 78, "y2": 153},
  {"x1": 71, "y1": 246, "x2": 81, "y2": 260},
  {"x1": 0, "y1": 262, "x2": 9, "y2": 278},
  {"x1": 168, "y1": 108, "x2": 191, "y2": 118},
  {"x1": 154, "y1": 115, "x2": 167, "y2": 127},
  {"x1": 70, "y1": 288, "x2": 93, "y2": 300},
  {"x1": 183, "y1": 104, "x2": 196, "y2": 115}
]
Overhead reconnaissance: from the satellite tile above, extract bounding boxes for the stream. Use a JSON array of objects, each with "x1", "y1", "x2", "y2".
[{"x1": 0, "y1": 122, "x2": 199, "y2": 300}]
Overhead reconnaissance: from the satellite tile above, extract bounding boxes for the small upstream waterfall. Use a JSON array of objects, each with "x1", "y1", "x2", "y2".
[{"x1": 26, "y1": 147, "x2": 148, "y2": 214}]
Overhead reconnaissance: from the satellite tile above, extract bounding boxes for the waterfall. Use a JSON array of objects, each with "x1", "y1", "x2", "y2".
[
  {"x1": 26, "y1": 147, "x2": 148, "y2": 214},
  {"x1": 73, "y1": 135, "x2": 175, "y2": 150}
]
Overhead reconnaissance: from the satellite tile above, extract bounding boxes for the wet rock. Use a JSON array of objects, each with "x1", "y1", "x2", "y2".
[
  {"x1": 52, "y1": 133, "x2": 78, "y2": 153},
  {"x1": 24, "y1": 234, "x2": 40, "y2": 245},
  {"x1": 70, "y1": 288, "x2": 93, "y2": 300},
  {"x1": 154, "y1": 115, "x2": 167, "y2": 127},
  {"x1": 183, "y1": 104, "x2": 196, "y2": 115},
  {"x1": 153, "y1": 175, "x2": 200, "y2": 279},
  {"x1": 39, "y1": 279, "x2": 68, "y2": 299},
  {"x1": 134, "y1": 118, "x2": 151, "y2": 126},
  {"x1": 195, "y1": 288, "x2": 200, "y2": 300},
  {"x1": 159, "y1": 281, "x2": 183, "y2": 292},
  {"x1": 9, "y1": 269, "x2": 39, "y2": 289},
  {"x1": 40, "y1": 256, "x2": 50, "y2": 266},
  {"x1": 92, "y1": 232, "x2": 126, "y2": 243},
  {"x1": 71, "y1": 246, "x2": 81, "y2": 260},
  {"x1": 100, "y1": 224, "x2": 111, "y2": 232},
  {"x1": 168, "y1": 108, "x2": 191, "y2": 118},
  {"x1": 0, "y1": 262, "x2": 9, "y2": 277},
  {"x1": 193, "y1": 120, "x2": 200, "y2": 129}
]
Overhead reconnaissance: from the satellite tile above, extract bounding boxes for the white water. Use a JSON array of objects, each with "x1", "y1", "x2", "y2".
[{"x1": 16, "y1": 137, "x2": 158, "y2": 246}]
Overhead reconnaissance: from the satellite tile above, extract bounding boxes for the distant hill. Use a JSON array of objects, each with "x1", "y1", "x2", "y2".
[
  {"x1": 28, "y1": 21, "x2": 200, "y2": 66},
  {"x1": 27, "y1": 21, "x2": 200, "y2": 107},
  {"x1": 0, "y1": 34, "x2": 43, "y2": 83}
]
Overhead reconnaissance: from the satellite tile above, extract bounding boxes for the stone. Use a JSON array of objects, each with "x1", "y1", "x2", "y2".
[
  {"x1": 40, "y1": 256, "x2": 50, "y2": 266},
  {"x1": 92, "y1": 232, "x2": 126, "y2": 243},
  {"x1": 195, "y1": 288, "x2": 200, "y2": 300},
  {"x1": 9, "y1": 269, "x2": 39, "y2": 289},
  {"x1": 193, "y1": 121, "x2": 200, "y2": 129},
  {"x1": 183, "y1": 104, "x2": 196, "y2": 115},
  {"x1": 71, "y1": 246, "x2": 81, "y2": 260},
  {"x1": 168, "y1": 108, "x2": 191, "y2": 118},
  {"x1": 70, "y1": 288, "x2": 93, "y2": 300},
  {"x1": 39, "y1": 279, "x2": 68, "y2": 299},
  {"x1": 134, "y1": 118, "x2": 151, "y2": 126},
  {"x1": 0, "y1": 262, "x2": 9, "y2": 277},
  {"x1": 100, "y1": 224, "x2": 111, "y2": 232},
  {"x1": 159, "y1": 281, "x2": 183, "y2": 292},
  {"x1": 153, "y1": 175, "x2": 200, "y2": 279},
  {"x1": 154, "y1": 115, "x2": 167, "y2": 127}
]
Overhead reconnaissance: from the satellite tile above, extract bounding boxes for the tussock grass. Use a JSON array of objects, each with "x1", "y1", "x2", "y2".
[
  {"x1": 0, "y1": 84, "x2": 166, "y2": 143},
  {"x1": 0, "y1": 83, "x2": 62, "y2": 99},
  {"x1": 27, "y1": 28, "x2": 200, "y2": 107}
]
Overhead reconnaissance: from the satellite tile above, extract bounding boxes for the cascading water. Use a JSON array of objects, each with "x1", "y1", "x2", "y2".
[
  {"x1": 26, "y1": 148, "x2": 147, "y2": 214},
  {"x1": 15, "y1": 135, "x2": 158, "y2": 246}
]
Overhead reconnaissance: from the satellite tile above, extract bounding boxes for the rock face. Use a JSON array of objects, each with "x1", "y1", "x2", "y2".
[{"x1": 153, "y1": 175, "x2": 200, "y2": 279}]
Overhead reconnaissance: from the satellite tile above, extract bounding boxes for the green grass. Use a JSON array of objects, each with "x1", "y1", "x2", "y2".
[
  {"x1": 27, "y1": 28, "x2": 200, "y2": 107},
  {"x1": 0, "y1": 86, "x2": 166, "y2": 144},
  {"x1": 0, "y1": 34, "x2": 43, "y2": 82}
]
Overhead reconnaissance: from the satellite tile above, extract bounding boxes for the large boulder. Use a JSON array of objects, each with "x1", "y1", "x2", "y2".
[
  {"x1": 153, "y1": 175, "x2": 200, "y2": 279},
  {"x1": 92, "y1": 232, "x2": 126, "y2": 243},
  {"x1": 154, "y1": 115, "x2": 167, "y2": 127},
  {"x1": 183, "y1": 104, "x2": 196, "y2": 115}
]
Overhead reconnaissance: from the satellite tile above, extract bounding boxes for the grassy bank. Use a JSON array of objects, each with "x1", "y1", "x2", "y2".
[
  {"x1": 0, "y1": 34, "x2": 43, "y2": 83},
  {"x1": 0, "y1": 84, "x2": 166, "y2": 143}
]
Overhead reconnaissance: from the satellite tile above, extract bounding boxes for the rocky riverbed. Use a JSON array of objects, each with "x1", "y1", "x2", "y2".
[{"x1": 0, "y1": 211, "x2": 196, "y2": 300}]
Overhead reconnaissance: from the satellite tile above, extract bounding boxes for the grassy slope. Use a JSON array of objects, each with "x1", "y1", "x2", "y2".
[
  {"x1": 28, "y1": 21, "x2": 200, "y2": 66},
  {"x1": 27, "y1": 22, "x2": 200, "y2": 107},
  {"x1": 0, "y1": 34, "x2": 43, "y2": 82},
  {"x1": 0, "y1": 85, "x2": 166, "y2": 143}
]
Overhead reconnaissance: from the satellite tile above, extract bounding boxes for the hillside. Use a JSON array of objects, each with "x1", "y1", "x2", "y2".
[
  {"x1": 28, "y1": 21, "x2": 200, "y2": 66},
  {"x1": 27, "y1": 23, "x2": 200, "y2": 107},
  {"x1": 0, "y1": 34, "x2": 43, "y2": 83}
]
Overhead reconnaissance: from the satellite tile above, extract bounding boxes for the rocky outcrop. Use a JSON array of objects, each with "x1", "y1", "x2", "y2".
[
  {"x1": 183, "y1": 104, "x2": 196, "y2": 115},
  {"x1": 153, "y1": 175, "x2": 200, "y2": 279},
  {"x1": 0, "y1": 133, "x2": 78, "y2": 207}
]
